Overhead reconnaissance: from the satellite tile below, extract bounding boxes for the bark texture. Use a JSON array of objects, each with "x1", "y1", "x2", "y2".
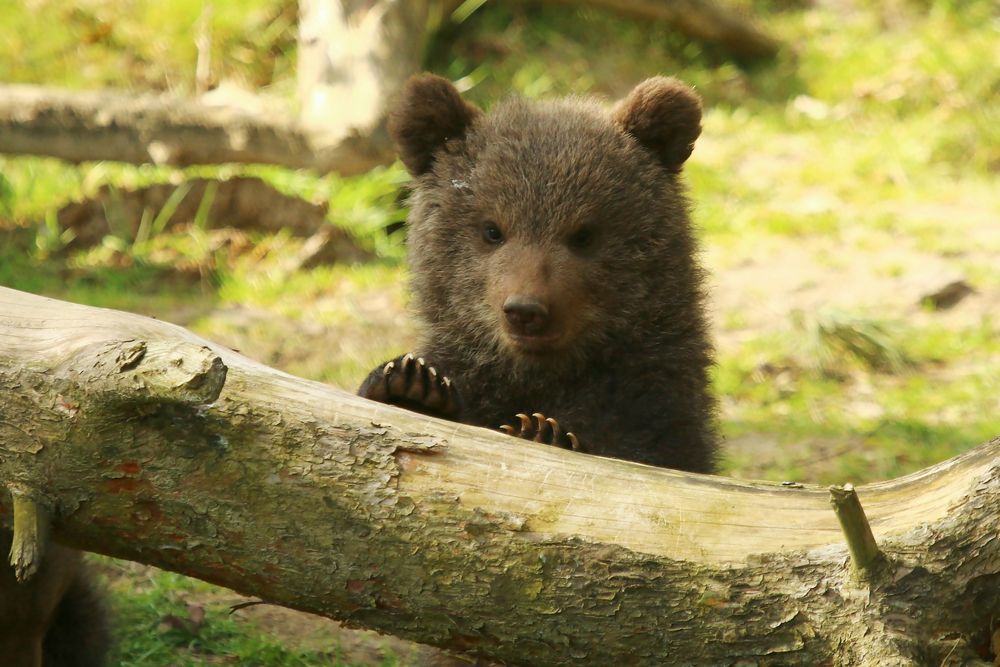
[{"x1": 0, "y1": 285, "x2": 998, "y2": 666}]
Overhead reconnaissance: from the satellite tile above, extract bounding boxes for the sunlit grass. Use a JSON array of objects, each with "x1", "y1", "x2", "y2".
[{"x1": 0, "y1": 0, "x2": 295, "y2": 92}]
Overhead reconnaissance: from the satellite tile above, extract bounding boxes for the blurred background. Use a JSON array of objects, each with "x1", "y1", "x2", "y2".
[{"x1": 0, "y1": 0, "x2": 997, "y2": 664}]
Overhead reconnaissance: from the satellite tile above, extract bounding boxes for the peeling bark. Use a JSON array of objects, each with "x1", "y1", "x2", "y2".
[{"x1": 0, "y1": 286, "x2": 997, "y2": 666}]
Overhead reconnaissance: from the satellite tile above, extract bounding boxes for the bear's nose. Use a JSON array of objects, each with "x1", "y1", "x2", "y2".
[{"x1": 503, "y1": 296, "x2": 550, "y2": 335}]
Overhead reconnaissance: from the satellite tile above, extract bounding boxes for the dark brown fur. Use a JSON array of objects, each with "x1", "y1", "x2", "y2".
[
  {"x1": 362, "y1": 74, "x2": 716, "y2": 472},
  {"x1": 0, "y1": 530, "x2": 110, "y2": 667}
]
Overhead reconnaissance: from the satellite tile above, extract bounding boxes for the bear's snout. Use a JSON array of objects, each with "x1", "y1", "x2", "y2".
[{"x1": 502, "y1": 296, "x2": 550, "y2": 336}]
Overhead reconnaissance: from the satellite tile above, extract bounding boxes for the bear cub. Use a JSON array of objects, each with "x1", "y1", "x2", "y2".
[{"x1": 360, "y1": 74, "x2": 717, "y2": 473}]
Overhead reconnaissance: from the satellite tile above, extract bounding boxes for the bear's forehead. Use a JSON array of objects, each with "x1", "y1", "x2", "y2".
[
  {"x1": 478, "y1": 99, "x2": 626, "y2": 163},
  {"x1": 454, "y1": 101, "x2": 653, "y2": 220},
  {"x1": 419, "y1": 98, "x2": 674, "y2": 233}
]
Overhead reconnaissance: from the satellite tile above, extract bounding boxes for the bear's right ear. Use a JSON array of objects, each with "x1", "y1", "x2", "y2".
[{"x1": 388, "y1": 74, "x2": 483, "y2": 176}]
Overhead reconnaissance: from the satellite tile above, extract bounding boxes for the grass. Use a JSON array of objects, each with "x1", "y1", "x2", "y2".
[
  {"x1": 716, "y1": 315, "x2": 1000, "y2": 484},
  {"x1": 1, "y1": 0, "x2": 998, "y2": 663},
  {"x1": 98, "y1": 561, "x2": 368, "y2": 666},
  {"x1": 0, "y1": 0, "x2": 296, "y2": 93}
]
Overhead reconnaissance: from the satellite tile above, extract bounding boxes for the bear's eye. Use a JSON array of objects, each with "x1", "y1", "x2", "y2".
[
  {"x1": 481, "y1": 221, "x2": 505, "y2": 245},
  {"x1": 567, "y1": 225, "x2": 596, "y2": 252}
]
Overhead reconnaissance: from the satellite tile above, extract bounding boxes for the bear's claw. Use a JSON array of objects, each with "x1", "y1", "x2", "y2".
[
  {"x1": 500, "y1": 412, "x2": 581, "y2": 451},
  {"x1": 362, "y1": 353, "x2": 459, "y2": 418}
]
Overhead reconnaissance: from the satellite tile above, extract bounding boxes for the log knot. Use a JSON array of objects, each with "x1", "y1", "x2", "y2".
[{"x1": 95, "y1": 340, "x2": 228, "y2": 405}]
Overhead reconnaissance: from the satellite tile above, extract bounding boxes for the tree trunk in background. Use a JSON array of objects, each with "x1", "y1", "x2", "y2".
[
  {"x1": 297, "y1": 0, "x2": 430, "y2": 137},
  {"x1": 0, "y1": 286, "x2": 998, "y2": 666}
]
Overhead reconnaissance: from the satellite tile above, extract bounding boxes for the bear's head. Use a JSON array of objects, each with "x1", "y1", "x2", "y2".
[
  {"x1": 390, "y1": 74, "x2": 701, "y2": 177},
  {"x1": 389, "y1": 75, "x2": 704, "y2": 370}
]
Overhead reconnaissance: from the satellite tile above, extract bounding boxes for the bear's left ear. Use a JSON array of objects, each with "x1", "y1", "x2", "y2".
[
  {"x1": 388, "y1": 73, "x2": 483, "y2": 176},
  {"x1": 613, "y1": 77, "x2": 702, "y2": 173}
]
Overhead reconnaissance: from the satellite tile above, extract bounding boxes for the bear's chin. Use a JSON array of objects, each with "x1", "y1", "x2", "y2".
[{"x1": 505, "y1": 332, "x2": 564, "y2": 355}]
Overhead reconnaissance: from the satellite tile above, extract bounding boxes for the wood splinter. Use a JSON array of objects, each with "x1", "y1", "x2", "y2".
[
  {"x1": 7, "y1": 491, "x2": 51, "y2": 583},
  {"x1": 829, "y1": 483, "x2": 881, "y2": 572}
]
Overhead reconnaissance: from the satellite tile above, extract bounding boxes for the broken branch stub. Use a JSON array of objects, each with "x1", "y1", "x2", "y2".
[{"x1": 830, "y1": 483, "x2": 882, "y2": 572}]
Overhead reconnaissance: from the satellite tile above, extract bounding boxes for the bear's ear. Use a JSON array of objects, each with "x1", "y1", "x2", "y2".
[
  {"x1": 388, "y1": 74, "x2": 483, "y2": 176},
  {"x1": 613, "y1": 77, "x2": 702, "y2": 173}
]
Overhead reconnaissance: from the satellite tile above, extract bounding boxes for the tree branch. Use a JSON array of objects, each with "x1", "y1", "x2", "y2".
[{"x1": 0, "y1": 285, "x2": 997, "y2": 665}]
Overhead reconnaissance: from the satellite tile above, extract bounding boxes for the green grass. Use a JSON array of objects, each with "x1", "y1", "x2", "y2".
[
  {"x1": 1, "y1": 0, "x2": 999, "y2": 662},
  {"x1": 98, "y1": 561, "x2": 373, "y2": 666},
  {"x1": 0, "y1": 0, "x2": 295, "y2": 93},
  {"x1": 715, "y1": 314, "x2": 1000, "y2": 484}
]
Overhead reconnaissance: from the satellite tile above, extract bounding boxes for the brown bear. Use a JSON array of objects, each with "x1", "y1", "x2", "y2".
[
  {"x1": 0, "y1": 529, "x2": 110, "y2": 666},
  {"x1": 360, "y1": 74, "x2": 716, "y2": 473}
]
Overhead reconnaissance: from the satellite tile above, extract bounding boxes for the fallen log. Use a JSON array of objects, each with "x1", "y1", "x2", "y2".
[
  {"x1": 0, "y1": 285, "x2": 997, "y2": 665},
  {"x1": 0, "y1": 84, "x2": 392, "y2": 175}
]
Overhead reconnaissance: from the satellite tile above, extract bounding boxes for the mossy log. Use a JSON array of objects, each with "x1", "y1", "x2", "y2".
[{"x1": 0, "y1": 285, "x2": 998, "y2": 666}]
